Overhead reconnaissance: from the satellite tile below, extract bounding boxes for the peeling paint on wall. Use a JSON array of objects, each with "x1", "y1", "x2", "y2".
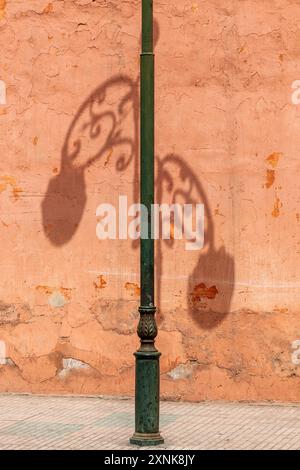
[
  {"x1": 0, "y1": 340, "x2": 6, "y2": 365},
  {"x1": 48, "y1": 292, "x2": 66, "y2": 308},
  {"x1": 167, "y1": 363, "x2": 197, "y2": 381},
  {"x1": 272, "y1": 196, "x2": 283, "y2": 218},
  {"x1": 266, "y1": 152, "x2": 283, "y2": 169},
  {"x1": 0, "y1": 80, "x2": 6, "y2": 105},
  {"x1": 35, "y1": 286, "x2": 73, "y2": 300},
  {"x1": 125, "y1": 282, "x2": 140, "y2": 298},
  {"x1": 0, "y1": 176, "x2": 22, "y2": 200},
  {"x1": 265, "y1": 169, "x2": 275, "y2": 189},
  {"x1": 0, "y1": 302, "x2": 19, "y2": 324},
  {"x1": 58, "y1": 358, "x2": 90, "y2": 378},
  {"x1": 94, "y1": 275, "x2": 107, "y2": 290},
  {"x1": 191, "y1": 283, "x2": 219, "y2": 302},
  {"x1": 0, "y1": 1, "x2": 6, "y2": 21}
]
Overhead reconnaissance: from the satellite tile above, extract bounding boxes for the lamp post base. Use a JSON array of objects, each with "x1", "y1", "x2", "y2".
[
  {"x1": 130, "y1": 344, "x2": 164, "y2": 447},
  {"x1": 130, "y1": 432, "x2": 164, "y2": 447}
]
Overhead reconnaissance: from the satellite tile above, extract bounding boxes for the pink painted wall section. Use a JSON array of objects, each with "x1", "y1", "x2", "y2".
[{"x1": 0, "y1": 0, "x2": 300, "y2": 401}]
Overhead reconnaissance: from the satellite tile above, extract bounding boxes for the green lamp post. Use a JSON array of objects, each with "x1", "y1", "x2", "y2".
[{"x1": 130, "y1": 0, "x2": 164, "y2": 447}]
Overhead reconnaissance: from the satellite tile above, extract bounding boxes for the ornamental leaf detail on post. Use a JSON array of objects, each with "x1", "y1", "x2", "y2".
[{"x1": 137, "y1": 308, "x2": 158, "y2": 342}]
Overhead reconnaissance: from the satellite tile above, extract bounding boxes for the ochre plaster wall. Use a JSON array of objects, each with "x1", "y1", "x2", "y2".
[{"x1": 1, "y1": 0, "x2": 300, "y2": 402}]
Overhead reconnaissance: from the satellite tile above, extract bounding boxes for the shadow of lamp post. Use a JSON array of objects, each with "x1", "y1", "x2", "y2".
[{"x1": 130, "y1": 0, "x2": 164, "y2": 446}]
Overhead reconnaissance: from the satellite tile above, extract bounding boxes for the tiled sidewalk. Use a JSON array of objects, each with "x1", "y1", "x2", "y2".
[{"x1": 0, "y1": 394, "x2": 299, "y2": 450}]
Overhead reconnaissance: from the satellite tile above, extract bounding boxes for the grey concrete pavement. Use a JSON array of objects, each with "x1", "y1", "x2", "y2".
[{"x1": 0, "y1": 394, "x2": 299, "y2": 450}]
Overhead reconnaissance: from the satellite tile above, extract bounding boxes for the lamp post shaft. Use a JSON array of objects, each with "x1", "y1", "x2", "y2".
[
  {"x1": 141, "y1": 0, "x2": 154, "y2": 307},
  {"x1": 130, "y1": 0, "x2": 164, "y2": 447}
]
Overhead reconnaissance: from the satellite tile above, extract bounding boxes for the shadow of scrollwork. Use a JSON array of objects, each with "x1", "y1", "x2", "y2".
[
  {"x1": 42, "y1": 75, "x2": 139, "y2": 246},
  {"x1": 41, "y1": 28, "x2": 235, "y2": 329},
  {"x1": 156, "y1": 154, "x2": 235, "y2": 329}
]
